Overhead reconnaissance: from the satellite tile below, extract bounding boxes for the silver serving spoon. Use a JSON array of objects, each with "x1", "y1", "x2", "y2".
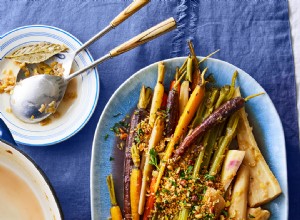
[
  {"x1": 16, "y1": 0, "x2": 150, "y2": 82},
  {"x1": 10, "y1": 18, "x2": 176, "y2": 123}
]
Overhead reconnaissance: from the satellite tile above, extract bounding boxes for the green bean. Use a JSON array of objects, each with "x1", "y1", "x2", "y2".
[
  {"x1": 192, "y1": 130, "x2": 210, "y2": 177},
  {"x1": 215, "y1": 85, "x2": 230, "y2": 109},
  {"x1": 226, "y1": 71, "x2": 238, "y2": 101},
  {"x1": 202, "y1": 88, "x2": 220, "y2": 119},
  {"x1": 200, "y1": 86, "x2": 228, "y2": 170},
  {"x1": 178, "y1": 57, "x2": 188, "y2": 76},
  {"x1": 186, "y1": 56, "x2": 193, "y2": 82},
  {"x1": 201, "y1": 122, "x2": 226, "y2": 170},
  {"x1": 209, "y1": 113, "x2": 240, "y2": 175}
]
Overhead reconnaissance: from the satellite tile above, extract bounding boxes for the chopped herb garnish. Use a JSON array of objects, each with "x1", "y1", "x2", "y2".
[
  {"x1": 119, "y1": 120, "x2": 129, "y2": 128},
  {"x1": 198, "y1": 194, "x2": 203, "y2": 201},
  {"x1": 109, "y1": 157, "x2": 114, "y2": 161},
  {"x1": 187, "y1": 165, "x2": 194, "y2": 173},
  {"x1": 134, "y1": 136, "x2": 141, "y2": 144},
  {"x1": 104, "y1": 134, "x2": 109, "y2": 141},
  {"x1": 204, "y1": 174, "x2": 215, "y2": 181},
  {"x1": 170, "y1": 180, "x2": 177, "y2": 186},
  {"x1": 149, "y1": 148, "x2": 160, "y2": 170},
  {"x1": 179, "y1": 170, "x2": 185, "y2": 178},
  {"x1": 137, "y1": 128, "x2": 144, "y2": 136},
  {"x1": 203, "y1": 213, "x2": 215, "y2": 220},
  {"x1": 162, "y1": 189, "x2": 170, "y2": 194},
  {"x1": 249, "y1": 214, "x2": 255, "y2": 219},
  {"x1": 110, "y1": 123, "x2": 120, "y2": 134},
  {"x1": 113, "y1": 112, "x2": 122, "y2": 117},
  {"x1": 221, "y1": 210, "x2": 228, "y2": 217}
]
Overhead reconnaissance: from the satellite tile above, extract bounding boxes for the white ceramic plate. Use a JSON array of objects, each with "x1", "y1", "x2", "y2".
[
  {"x1": 90, "y1": 57, "x2": 288, "y2": 219},
  {"x1": 0, "y1": 25, "x2": 99, "y2": 146}
]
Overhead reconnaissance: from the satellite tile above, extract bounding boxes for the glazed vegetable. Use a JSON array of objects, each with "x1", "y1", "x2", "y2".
[
  {"x1": 130, "y1": 128, "x2": 144, "y2": 220},
  {"x1": 143, "y1": 174, "x2": 157, "y2": 220},
  {"x1": 188, "y1": 41, "x2": 201, "y2": 91},
  {"x1": 149, "y1": 62, "x2": 165, "y2": 127},
  {"x1": 138, "y1": 85, "x2": 153, "y2": 109},
  {"x1": 107, "y1": 174, "x2": 123, "y2": 220},
  {"x1": 169, "y1": 69, "x2": 180, "y2": 92},
  {"x1": 179, "y1": 80, "x2": 189, "y2": 116},
  {"x1": 186, "y1": 56, "x2": 193, "y2": 82},
  {"x1": 202, "y1": 187, "x2": 226, "y2": 218},
  {"x1": 154, "y1": 68, "x2": 207, "y2": 192},
  {"x1": 124, "y1": 86, "x2": 152, "y2": 219},
  {"x1": 228, "y1": 164, "x2": 250, "y2": 220},
  {"x1": 130, "y1": 168, "x2": 142, "y2": 220},
  {"x1": 165, "y1": 88, "x2": 179, "y2": 137},
  {"x1": 161, "y1": 92, "x2": 168, "y2": 110},
  {"x1": 139, "y1": 117, "x2": 164, "y2": 214},
  {"x1": 209, "y1": 112, "x2": 240, "y2": 175},
  {"x1": 247, "y1": 207, "x2": 271, "y2": 220},
  {"x1": 236, "y1": 89, "x2": 281, "y2": 207},
  {"x1": 221, "y1": 150, "x2": 245, "y2": 191},
  {"x1": 178, "y1": 209, "x2": 189, "y2": 220}
]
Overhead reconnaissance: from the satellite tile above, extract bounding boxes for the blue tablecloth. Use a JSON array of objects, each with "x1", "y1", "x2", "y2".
[{"x1": 1, "y1": 0, "x2": 299, "y2": 219}]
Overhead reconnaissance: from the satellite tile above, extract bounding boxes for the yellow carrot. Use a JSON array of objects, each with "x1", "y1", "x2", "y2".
[
  {"x1": 149, "y1": 62, "x2": 165, "y2": 127},
  {"x1": 106, "y1": 174, "x2": 123, "y2": 220},
  {"x1": 130, "y1": 168, "x2": 142, "y2": 220},
  {"x1": 154, "y1": 68, "x2": 207, "y2": 192},
  {"x1": 179, "y1": 80, "x2": 189, "y2": 116},
  {"x1": 139, "y1": 116, "x2": 165, "y2": 214}
]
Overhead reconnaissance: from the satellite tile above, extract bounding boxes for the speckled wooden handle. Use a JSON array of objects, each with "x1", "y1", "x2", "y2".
[
  {"x1": 110, "y1": 17, "x2": 176, "y2": 57},
  {"x1": 110, "y1": 0, "x2": 150, "y2": 27}
]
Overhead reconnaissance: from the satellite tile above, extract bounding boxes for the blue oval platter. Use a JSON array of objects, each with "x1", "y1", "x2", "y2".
[{"x1": 90, "y1": 57, "x2": 288, "y2": 219}]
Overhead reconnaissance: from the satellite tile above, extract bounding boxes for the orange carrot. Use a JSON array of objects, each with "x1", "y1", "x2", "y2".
[
  {"x1": 143, "y1": 176, "x2": 157, "y2": 220},
  {"x1": 161, "y1": 92, "x2": 168, "y2": 110}
]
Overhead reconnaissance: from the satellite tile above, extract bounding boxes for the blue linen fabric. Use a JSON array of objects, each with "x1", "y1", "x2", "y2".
[{"x1": 0, "y1": 0, "x2": 299, "y2": 219}]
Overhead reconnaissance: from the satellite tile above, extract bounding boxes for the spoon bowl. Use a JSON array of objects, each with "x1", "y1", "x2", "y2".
[{"x1": 10, "y1": 75, "x2": 66, "y2": 123}]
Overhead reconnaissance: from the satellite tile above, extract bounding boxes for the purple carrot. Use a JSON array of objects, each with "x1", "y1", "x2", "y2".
[
  {"x1": 124, "y1": 109, "x2": 147, "y2": 219},
  {"x1": 172, "y1": 97, "x2": 246, "y2": 162},
  {"x1": 166, "y1": 89, "x2": 179, "y2": 137}
]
